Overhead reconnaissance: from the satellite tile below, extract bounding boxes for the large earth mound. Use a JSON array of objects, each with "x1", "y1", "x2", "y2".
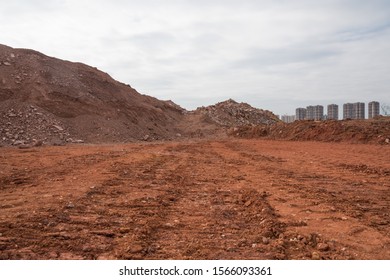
[
  {"x1": 0, "y1": 44, "x2": 279, "y2": 146},
  {"x1": 0, "y1": 44, "x2": 186, "y2": 146}
]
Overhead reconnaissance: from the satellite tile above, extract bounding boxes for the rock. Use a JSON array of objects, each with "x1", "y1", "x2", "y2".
[
  {"x1": 262, "y1": 237, "x2": 270, "y2": 245},
  {"x1": 128, "y1": 244, "x2": 143, "y2": 254},
  {"x1": 143, "y1": 134, "x2": 150, "y2": 141},
  {"x1": 66, "y1": 202, "x2": 75, "y2": 209},
  {"x1": 32, "y1": 140, "x2": 43, "y2": 147},
  {"x1": 53, "y1": 125, "x2": 64, "y2": 131},
  {"x1": 244, "y1": 200, "x2": 252, "y2": 207},
  {"x1": 385, "y1": 138, "x2": 390, "y2": 144},
  {"x1": 311, "y1": 251, "x2": 321, "y2": 260},
  {"x1": 3, "y1": 62, "x2": 11, "y2": 66},
  {"x1": 13, "y1": 140, "x2": 25, "y2": 146},
  {"x1": 317, "y1": 243, "x2": 330, "y2": 251}
]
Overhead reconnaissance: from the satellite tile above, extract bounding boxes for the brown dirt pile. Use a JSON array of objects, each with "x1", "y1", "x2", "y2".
[
  {"x1": 1, "y1": 44, "x2": 280, "y2": 147},
  {"x1": 194, "y1": 99, "x2": 279, "y2": 127},
  {"x1": 0, "y1": 44, "x2": 186, "y2": 146}
]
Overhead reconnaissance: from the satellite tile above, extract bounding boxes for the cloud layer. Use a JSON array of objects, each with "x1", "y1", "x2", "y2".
[{"x1": 1, "y1": 0, "x2": 390, "y2": 115}]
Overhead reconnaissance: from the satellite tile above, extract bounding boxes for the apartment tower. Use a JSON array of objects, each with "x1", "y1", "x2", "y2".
[
  {"x1": 295, "y1": 108, "x2": 307, "y2": 120},
  {"x1": 354, "y1": 102, "x2": 365, "y2": 119},
  {"x1": 368, "y1": 101, "x2": 380, "y2": 119},
  {"x1": 343, "y1": 103, "x2": 353, "y2": 119},
  {"x1": 327, "y1": 104, "x2": 339, "y2": 120}
]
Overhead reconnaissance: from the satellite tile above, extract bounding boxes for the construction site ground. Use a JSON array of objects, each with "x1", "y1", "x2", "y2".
[{"x1": 0, "y1": 139, "x2": 389, "y2": 260}]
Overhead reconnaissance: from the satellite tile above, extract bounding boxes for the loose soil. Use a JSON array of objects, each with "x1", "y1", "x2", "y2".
[{"x1": 0, "y1": 139, "x2": 389, "y2": 260}]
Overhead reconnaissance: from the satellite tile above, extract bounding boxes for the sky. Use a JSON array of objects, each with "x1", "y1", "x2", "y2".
[{"x1": 1, "y1": 0, "x2": 390, "y2": 116}]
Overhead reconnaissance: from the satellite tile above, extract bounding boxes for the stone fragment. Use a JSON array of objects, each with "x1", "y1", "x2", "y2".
[
  {"x1": 317, "y1": 243, "x2": 330, "y2": 251},
  {"x1": 66, "y1": 202, "x2": 75, "y2": 209},
  {"x1": 311, "y1": 251, "x2": 321, "y2": 260},
  {"x1": 53, "y1": 125, "x2": 64, "y2": 131}
]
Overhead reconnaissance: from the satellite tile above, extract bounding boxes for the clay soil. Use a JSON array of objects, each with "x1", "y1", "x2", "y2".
[{"x1": 0, "y1": 139, "x2": 389, "y2": 260}]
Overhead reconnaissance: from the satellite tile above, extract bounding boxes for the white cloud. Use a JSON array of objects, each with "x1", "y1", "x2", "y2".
[{"x1": 1, "y1": 0, "x2": 389, "y2": 114}]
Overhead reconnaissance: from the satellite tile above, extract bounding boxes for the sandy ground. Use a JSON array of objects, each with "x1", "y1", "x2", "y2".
[{"x1": 0, "y1": 139, "x2": 389, "y2": 260}]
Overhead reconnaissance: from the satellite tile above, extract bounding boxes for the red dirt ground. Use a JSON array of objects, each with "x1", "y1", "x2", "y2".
[{"x1": 0, "y1": 139, "x2": 389, "y2": 260}]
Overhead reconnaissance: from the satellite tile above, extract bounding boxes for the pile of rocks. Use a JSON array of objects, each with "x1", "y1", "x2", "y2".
[
  {"x1": 195, "y1": 99, "x2": 279, "y2": 127},
  {"x1": 0, "y1": 104, "x2": 77, "y2": 147}
]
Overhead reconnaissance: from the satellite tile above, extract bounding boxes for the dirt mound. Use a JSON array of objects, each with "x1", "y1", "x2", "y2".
[
  {"x1": 1, "y1": 44, "x2": 280, "y2": 146},
  {"x1": 0, "y1": 44, "x2": 186, "y2": 146},
  {"x1": 193, "y1": 99, "x2": 280, "y2": 127},
  {"x1": 230, "y1": 117, "x2": 390, "y2": 145}
]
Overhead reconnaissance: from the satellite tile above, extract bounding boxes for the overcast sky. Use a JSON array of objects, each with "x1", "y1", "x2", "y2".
[{"x1": 1, "y1": 0, "x2": 390, "y2": 116}]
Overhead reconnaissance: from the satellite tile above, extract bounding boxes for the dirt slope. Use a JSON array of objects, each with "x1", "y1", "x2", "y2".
[
  {"x1": 0, "y1": 43, "x2": 186, "y2": 145},
  {"x1": 1, "y1": 44, "x2": 280, "y2": 147},
  {"x1": 0, "y1": 139, "x2": 389, "y2": 259}
]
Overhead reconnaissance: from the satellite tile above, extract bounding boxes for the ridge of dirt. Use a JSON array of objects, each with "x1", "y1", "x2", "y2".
[{"x1": 229, "y1": 118, "x2": 390, "y2": 145}]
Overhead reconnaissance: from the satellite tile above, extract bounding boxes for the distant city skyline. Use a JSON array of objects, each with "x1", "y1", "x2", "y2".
[{"x1": 281, "y1": 100, "x2": 382, "y2": 122}]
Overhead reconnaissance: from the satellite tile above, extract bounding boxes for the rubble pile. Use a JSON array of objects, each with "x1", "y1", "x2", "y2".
[
  {"x1": 0, "y1": 43, "x2": 187, "y2": 146},
  {"x1": 0, "y1": 104, "x2": 75, "y2": 147},
  {"x1": 194, "y1": 99, "x2": 280, "y2": 127}
]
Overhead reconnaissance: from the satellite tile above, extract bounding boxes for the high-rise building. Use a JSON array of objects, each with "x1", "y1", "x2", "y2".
[
  {"x1": 295, "y1": 108, "x2": 307, "y2": 120},
  {"x1": 354, "y1": 102, "x2": 365, "y2": 119},
  {"x1": 305, "y1": 105, "x2": 323, "y2": 121},
  {"x1": 306, "y1": 106, "x2": 315, "y2": 120},
  {"x1": 343, "y1": 103, "x2": 353, "y2": 119},
  {"x1": 327, "y1": 104, "x2": 339, "y2": 120},
  {"x1": 368, "y1": 101, "x2": 380, "y2": 119},
  {"x1": 343, "y1": 102, "x2": 364, "y2": 119},
  {"x1": 313, "y1": 105, "x2": 324, "y2": 121},
  {"x1": 281, "y1": 115, "x2": 295, "y2": 123}
]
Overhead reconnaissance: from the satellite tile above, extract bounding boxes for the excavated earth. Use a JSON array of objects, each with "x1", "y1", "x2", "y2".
[{"x1": 0, "y1": 139, "x2": 389, "y2": 260}]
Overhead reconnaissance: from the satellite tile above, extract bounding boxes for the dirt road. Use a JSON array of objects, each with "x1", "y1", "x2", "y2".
[{"x1": 0, "y1": 139, "x2": 389, "y2": 259}]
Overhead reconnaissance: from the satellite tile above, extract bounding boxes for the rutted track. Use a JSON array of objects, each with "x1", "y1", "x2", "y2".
[{"x1": 0, "y1": 139, "x2": 389, "y2": 259}]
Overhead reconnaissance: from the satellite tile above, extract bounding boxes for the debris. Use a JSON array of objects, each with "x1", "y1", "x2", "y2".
[
  {"x1": 262, "y1": 237, "x2": 270, "y2": 245},
  {"x1": 195, "y1": 99, "x2": 279, "y2": 127},
  {"x1": 317, "y1": 243, "x2": 330, "y2": 251},
  {"x1": 311, "y1": 251, "x2": 321, "y2": 260},
  {"x1": 66, "y1": 202, "x2": 75, "y2": 209}
]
